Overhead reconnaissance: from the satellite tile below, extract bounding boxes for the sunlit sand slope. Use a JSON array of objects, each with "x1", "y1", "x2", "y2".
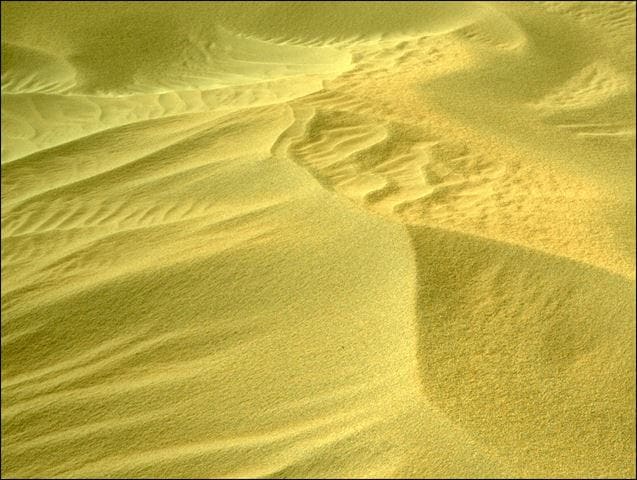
[{"x1": 2, "y1": 1, "x2": 635, "y2": 478}]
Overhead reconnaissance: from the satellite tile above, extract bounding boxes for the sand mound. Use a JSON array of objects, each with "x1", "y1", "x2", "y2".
[{"x1": 2, "y1": 1, "x2": 635, "y2": 478}]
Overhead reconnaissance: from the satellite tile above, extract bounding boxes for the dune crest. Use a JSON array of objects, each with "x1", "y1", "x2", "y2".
[{"x1": 2, "y1": 1, "x2": 635, "y2": 478}]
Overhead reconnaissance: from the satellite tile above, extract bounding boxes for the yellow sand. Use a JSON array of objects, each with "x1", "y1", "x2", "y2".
[{"x1": 1, "y1": 1, "x2": 635, "y2": 478}]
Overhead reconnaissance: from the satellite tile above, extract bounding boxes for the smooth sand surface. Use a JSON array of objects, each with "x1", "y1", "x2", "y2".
[{"x1": 1, "y1": 1, "x2": 635, "y2": 478}]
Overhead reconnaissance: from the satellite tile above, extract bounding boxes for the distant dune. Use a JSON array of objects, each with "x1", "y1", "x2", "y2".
[{"x1": 1, "y1": 2, "x2": 635, "y2": 478}]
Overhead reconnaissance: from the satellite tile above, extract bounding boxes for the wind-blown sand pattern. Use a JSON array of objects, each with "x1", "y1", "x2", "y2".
[{"x1": 1, "y1": 2, "x2": 635, "y2": 478}]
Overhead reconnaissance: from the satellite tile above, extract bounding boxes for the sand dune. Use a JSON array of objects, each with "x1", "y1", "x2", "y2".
[{"x1": 1, "y1": 2, "x2": 635, "y2": 478}]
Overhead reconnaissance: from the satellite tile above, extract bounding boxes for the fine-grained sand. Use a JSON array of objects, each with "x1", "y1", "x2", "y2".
[{"x1": 1, "y1": 2, "x2": 635, "y2": 478}]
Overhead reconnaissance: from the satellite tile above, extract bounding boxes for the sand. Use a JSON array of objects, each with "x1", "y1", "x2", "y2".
[{"x1": 1, "y1": 1, "x2": 635, "y2": 478}]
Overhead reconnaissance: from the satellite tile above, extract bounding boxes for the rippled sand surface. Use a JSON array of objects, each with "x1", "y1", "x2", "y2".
[{"x1": 1, "y1": 2, "x2": 635, "y2": 478}]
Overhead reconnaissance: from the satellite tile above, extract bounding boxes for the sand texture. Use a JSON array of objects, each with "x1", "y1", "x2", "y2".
[{"x1": 1, "y1": 1, "x2": 636, "y2": 478}]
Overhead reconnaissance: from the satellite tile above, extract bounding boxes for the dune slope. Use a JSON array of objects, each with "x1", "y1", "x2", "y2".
[{"x1": 2, "y1": 1, "x2": 635, "y2": 478}]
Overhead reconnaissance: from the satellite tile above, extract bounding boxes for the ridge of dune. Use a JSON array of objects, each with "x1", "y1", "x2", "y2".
[{"x1": 2, "y1": 1, "x2": 635, "y2": 478}]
